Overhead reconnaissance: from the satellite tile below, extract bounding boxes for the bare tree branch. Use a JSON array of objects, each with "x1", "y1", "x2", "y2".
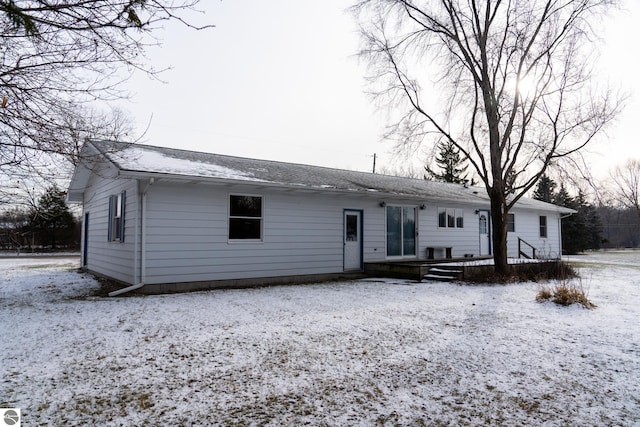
[
  {"x1": 353, "y1": 0, "x2": 623, "y2": 272},
  {"x1": 0, "y1": 1, "x2": 213, "y2": 204}
]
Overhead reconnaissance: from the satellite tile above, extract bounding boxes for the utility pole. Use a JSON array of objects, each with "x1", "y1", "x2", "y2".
[{"x1": 372, "y1": 153, "x2": 376, "y2": 174}]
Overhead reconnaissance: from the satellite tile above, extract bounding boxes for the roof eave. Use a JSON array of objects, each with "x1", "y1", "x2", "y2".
[{"x1": 117, "y1": 169, "x2": 493, "y2": 203}]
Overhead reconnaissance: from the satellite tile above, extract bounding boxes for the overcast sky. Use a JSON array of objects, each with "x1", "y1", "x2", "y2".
[{"x1": 118, "y1": 1, "x2": 640, "y2": 181}]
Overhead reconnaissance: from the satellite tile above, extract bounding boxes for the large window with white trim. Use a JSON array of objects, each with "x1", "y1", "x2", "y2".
[{"x1": 229, "y1": 195, "x2": 263, "y2": 240}]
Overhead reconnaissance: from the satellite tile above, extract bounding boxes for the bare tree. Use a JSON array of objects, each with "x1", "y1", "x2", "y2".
[
  {"x1": 0, "y1": 1, "x2": 211, "y2": 204},
  {"x1": 354, "y1": 0, "x2": 623, "y2": 273},
  {"x1": 611, "y1": 159, "x2": 640, "y2": 221}
]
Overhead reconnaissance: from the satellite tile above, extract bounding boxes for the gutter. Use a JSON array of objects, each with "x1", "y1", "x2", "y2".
[{"x1": 109, "y1": 178, "x2": 154, "y2": 297}]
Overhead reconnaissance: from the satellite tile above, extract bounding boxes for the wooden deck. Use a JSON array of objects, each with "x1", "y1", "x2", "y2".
[
  {"x1": 364, "y1": 256, "x2": 492, "y2": 281},
  {"x1": 364, "y1": 257, "x2": 561, "y2": 282}
]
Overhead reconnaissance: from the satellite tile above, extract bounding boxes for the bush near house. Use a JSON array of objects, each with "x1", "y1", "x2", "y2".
[{"x1": 464, "y1": 260, "x2": 577, "y2": 284}]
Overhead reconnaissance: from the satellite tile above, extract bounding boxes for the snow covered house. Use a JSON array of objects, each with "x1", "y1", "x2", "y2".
[{"x1": 67, "y1": 140, "x2": 573, "y2": 293}]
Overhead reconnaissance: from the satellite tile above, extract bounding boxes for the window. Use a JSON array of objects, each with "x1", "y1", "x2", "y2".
[
  {"x1": 507, "y1": 213, "x2": 515, "y2": 232},
  {"x1": 438, "y1": 208, "x2": 464, "y2": 229},
  {"x1": 539, "y1": 215, "x2": 548, "y2": 238},
  {"x1": 229, "y1": 195, "x2": 262, "y2": 240},
  {"x1": 479, "y1": 214, "x2": 488, "y2": 234},
  {"x1": 108, "y1": 192, "x2": 125, "y2": 242}
]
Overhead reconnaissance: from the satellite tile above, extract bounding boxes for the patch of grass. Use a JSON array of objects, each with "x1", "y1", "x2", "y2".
[{"x1": 536, "y1": 278, "x2": 596, "y2": 309}]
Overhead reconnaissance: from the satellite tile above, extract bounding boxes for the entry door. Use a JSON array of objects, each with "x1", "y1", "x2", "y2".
[
  {"x1": 479, "y1": 211, "x2": 491, "y2": 255},
  {"x1": 344, "y1": 210, "x2": 362, "y2": 271}
]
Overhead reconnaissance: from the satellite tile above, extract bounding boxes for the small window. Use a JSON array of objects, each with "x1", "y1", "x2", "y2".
[
  {"x1": 108, "y1": 192, "x2": 125, "y2": 242},
  {"x1": 539, "y1": 215, "x2": 548, "y2": 238},
  {"x1": 229, "y1": 195, "x2": 262, "y2": 240},
  {"x1": 438, "y1": 208, "x2": 464, "y2": 228},
  {"x1": 479, "y1": 214, "x2": 488, "y2": 234},
  {"x1": 507, "y1": 213, "x2": 515, "y2": 233}
]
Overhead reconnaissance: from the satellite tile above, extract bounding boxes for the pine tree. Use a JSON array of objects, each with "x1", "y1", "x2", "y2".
[
  {"x1": 552, "y1": 185, "x2": 603, "y2": 254},
  {"x1": 424, "y1": 139, "x2": 470, "y2": 184},
  {"x1": 533, "y1": 175, "x2": 557, "y2": 202},
  {"x1": 28, "y1": 185, "x2": 77, "y2": 249}
]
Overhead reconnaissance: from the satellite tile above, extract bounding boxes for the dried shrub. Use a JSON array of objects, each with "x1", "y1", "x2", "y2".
[{"x1": 536, "y1": 278, "x2": 596, "y2": 309}]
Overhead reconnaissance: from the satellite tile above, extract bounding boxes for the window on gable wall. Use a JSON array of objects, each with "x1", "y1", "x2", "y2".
[
  {"x1": 108, "y1": 192, "x2": 126, "y2": 242},
  {"x1": 438, "y1": 208, "x2": 464, "y2": 228}
]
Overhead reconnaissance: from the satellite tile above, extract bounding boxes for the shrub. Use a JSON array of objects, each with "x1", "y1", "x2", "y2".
[
  {"x1": 465, "y1": 259, "x2": 577, "y2": 283},
  {"x1": 536, "y1": 278, "x2": 596, "y2": 309}
]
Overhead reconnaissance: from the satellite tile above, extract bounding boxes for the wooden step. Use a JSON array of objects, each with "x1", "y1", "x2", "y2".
[{"x1": 424, "y1": 266, "x2": 463, "y2": 282}]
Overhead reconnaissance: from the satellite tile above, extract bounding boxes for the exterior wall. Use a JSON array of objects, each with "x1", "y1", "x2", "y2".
[
  {"x1": 418, "y1": 201, "x2": 484, "y2": 258},
  {"x1": 507, "y1": 208, "x2": 562, "y2": 258},
  {"x1": 142, "y1": 181, "x2": 390, "y2": 285},
  {"x1": 78, "y1": 172, "x2": 565, "y2": 287},
  {"x1": 81, "y1": 162, "x2": 137, "y2": 284}
]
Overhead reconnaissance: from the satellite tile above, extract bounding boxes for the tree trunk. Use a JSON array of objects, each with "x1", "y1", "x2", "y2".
[{"x1": 489, "y1": 189, "x2": 509, "y2": 275}]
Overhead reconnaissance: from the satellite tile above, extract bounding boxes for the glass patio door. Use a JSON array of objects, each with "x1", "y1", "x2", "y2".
[{"x1": 386, "y1": 206, "x2": 416, "y2": 257}]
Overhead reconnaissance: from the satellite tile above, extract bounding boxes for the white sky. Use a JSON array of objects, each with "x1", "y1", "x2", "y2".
[{"x1": 118, "y1": 1, "x2": 640, "y2": 181}]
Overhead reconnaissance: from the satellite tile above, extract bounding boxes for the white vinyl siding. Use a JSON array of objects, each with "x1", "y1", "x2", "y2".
[
  {"x1": 77, "y1": 161, "x2": 566, "y2": 286},
  {"x1": 425, "y1": 204, "x2": 477, "y2": 257},
  {"x1": 142, "y1": 182, "x2": 380, "y2": 284},
  {"x1": 79, "y1": 162, "x2": 137, "y2": 284},
  {"x1": 506, "y1": 209, "x2": 562, "y2": 258}
]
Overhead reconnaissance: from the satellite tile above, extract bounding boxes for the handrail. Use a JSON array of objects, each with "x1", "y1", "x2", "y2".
[{"x1": 518, "y1": 238, "x2": 537, "y2": 259}]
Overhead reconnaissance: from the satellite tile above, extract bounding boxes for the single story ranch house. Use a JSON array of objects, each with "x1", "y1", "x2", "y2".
[{"x1": 67, "y1": 140, "x2": 574, "y2": 294}]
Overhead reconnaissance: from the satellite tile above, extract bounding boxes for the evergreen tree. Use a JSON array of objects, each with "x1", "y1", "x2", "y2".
[
  {"x1": 552, "y1": 185, "x2": 603, "y2": 254},
  {"x1": 28, "y1": 185, "x2": 77, "y2": 249},
  {"x1": 532, "y1": 175, "x2": 557, "y2": 203},
  {"x1": 424, "y1": 139, "x2": 470, "y2": 184}
]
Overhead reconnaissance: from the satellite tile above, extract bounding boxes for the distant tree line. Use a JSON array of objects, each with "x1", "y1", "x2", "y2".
[
  {"x1": 532, "y1": 175, "x2": 640, "y2": 253},
  {"x1": 0, "y1": 185, "x2": 79, "y2": 252}
]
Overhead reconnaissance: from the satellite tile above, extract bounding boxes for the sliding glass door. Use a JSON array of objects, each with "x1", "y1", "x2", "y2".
[{"x1": 386, "y1": 206, "x2": 416, "y2": 257}]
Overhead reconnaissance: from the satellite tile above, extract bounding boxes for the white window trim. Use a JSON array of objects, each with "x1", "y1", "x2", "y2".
[
  {"x1": 228, "y1": 193, "x2": 264, "y2": 243},
  {"x1": 539, "y1": 215, "x2": 548, "y2": 238},
  {"x1": 438, "y1": 207, "x2": 464, "y2": 229},
  {"x1": 385, "y1": 204, "x2": 418, "y2": 259},
  {"x1": 108, "y1": 192, "x2": 125, "y2": 243}
]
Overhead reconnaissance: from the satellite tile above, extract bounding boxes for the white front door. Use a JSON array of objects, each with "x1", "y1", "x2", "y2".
[
  {"x1": 479, "y1": 211, "x2": 491, "y2": 255},
  {"x1": 344, "y1": 210, "x2": 362, "y2": 271}
]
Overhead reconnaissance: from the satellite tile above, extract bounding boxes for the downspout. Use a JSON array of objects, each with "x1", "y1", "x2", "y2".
[{"x1": 109, "y1": 178, "x2": 154, "y2": 297}]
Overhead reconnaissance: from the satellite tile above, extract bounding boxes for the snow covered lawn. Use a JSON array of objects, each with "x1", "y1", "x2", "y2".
[{"x1": 1, "y1": 253, "x2": 639, "y2": 426}]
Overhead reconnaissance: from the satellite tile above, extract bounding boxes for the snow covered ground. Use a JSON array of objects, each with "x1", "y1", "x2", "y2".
[{"x1": 1, "y1": 252, "x2": 639, "y2": 426}]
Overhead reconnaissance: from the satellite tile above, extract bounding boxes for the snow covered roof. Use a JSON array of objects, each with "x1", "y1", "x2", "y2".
[{"x1": 67, "y1": 140, "x2": 574, "y2": 213}]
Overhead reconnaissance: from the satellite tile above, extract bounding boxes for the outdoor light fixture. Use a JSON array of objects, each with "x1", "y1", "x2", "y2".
[
  {"x1": 379, "y1": 201, "x2": 386, "y2": 207},
  {"x1": 419, "y1": 204, "x2": 426, "y2": 210}
]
